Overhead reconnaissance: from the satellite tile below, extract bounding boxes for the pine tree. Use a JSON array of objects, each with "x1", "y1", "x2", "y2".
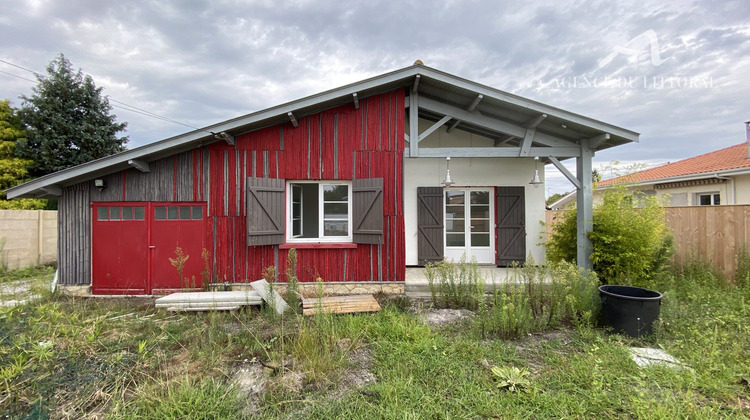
[
  {"x1": 0, "y1": 100, "x2": 47, "y2": 209},
  {"x1": 16, "y1": 53, "x2": 128, "y2": 176}
]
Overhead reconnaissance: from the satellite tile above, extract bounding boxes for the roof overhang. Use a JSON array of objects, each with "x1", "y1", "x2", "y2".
[{"x1": 7, "y1": 64, "x2": 639, "y2": 199}]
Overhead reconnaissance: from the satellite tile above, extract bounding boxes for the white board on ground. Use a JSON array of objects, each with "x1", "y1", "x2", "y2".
[{"x1": 250, "y1": 279, "x2": 289, "y2": 315}]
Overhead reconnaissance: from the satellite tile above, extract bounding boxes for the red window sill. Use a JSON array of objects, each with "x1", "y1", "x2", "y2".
[{"x1": 279, "y1": 243, "x2": 358, "y2": 250}]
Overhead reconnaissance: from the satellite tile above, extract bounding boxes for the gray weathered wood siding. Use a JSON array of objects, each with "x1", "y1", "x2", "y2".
[
  {"x1": 58, "y1": 184, "x2": 91, "y2": 285},
  {"x1": 58, "y1": 150, "x2": 205, "y2": 285}
]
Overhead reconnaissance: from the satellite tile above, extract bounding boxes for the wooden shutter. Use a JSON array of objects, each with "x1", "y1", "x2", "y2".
[
  {"x1": 417, "y1": 187, "x2": 444, "y2": 265},
  {"x1": 496, "y1": 186, "x2": 526, "y2": 266},
  {"x1": 246, "y1": 177, "x2": 285, "y2": 245},
  {"x1": 353, "y1": 178, "x2": 383, "y2": 244}
]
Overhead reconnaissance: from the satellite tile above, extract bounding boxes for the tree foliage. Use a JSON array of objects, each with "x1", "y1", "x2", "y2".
[
  {"x1": 545, "y1": 192, "x2": 568, "y2": 206},
  {"x1": 546, "y1": 186, "x2": 673, "y2": 285},
  {"x1": 0, "y1": 100, "x2": 47, "y2": 209},
  {"x1": 15, "y1": 53, "x2": 127, "y2": 176}
]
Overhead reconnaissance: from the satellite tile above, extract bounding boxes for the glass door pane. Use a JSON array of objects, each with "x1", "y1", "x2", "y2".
[
  {"x1": 469, "y1": 191, "x2": 490, "y2": 248},
  {"x1": 445, "y1": 191, "x2": 466, "y2": 247}
]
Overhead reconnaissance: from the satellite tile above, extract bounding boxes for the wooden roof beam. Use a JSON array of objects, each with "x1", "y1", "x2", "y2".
[
  {"x1": 419, "y1": 96, "x2": 574, "y2": 148},
  {"x1": 494, "y1": 134, "x2": 516, "y2": 147},
  {"x1": 548, "y1": 157, "x2": 582, "y2": 190},
  {"x1": 127, "y1": 159, "x2": 150, "y2": 173},
  {"x1": 287, "y1": 112, "x2": 299, "y2": 128},
  {"x1": 412, "y1": 74, "x2": 421, "y2": 94},
  {"x1": 418, "y1": 115, "x2": 452, "y2": 143},
  {"x1": 352, "y1": 93, "x2": 359, "y2": 110},
  {"x1": 447, "y1": 94, "x2": 484, "y2": 133},
  {"x1": 525, "y1": 113, "x2": 547, "y2": 129},
  {"x1": 588, "y1": 133, "x2": 610, "y2": 149}
]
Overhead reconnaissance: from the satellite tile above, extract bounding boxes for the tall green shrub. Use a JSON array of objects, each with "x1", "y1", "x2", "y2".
[{"x1": 546, "y1": 187, "x2": 672, "y2": 285}]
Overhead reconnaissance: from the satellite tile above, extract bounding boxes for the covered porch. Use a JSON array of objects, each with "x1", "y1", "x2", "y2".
[{"x1": 403, "y1": 66, "x2": 640, "y2": 270}]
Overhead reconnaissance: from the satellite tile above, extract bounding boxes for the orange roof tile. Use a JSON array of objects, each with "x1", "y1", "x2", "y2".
[{"x1": 598, "y1": 143, "x2": 750, "y2": 186}]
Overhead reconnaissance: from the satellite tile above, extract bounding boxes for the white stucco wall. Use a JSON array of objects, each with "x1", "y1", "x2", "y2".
[
  {"x1": 403, "y1": 157, "x2": 546, "y2": 265},
  {"x1": 731, "y1": 174, "x2": 750, "y2": 204}
]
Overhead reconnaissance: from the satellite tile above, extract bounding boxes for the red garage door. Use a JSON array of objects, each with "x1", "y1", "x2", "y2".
[{"x1": 92, "y1": 202, "x2": 208, "y2": 295}]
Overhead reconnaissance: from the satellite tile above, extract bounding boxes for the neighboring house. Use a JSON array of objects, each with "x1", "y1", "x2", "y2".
[
  {"x1": 6, "y1": 64, "x2": 638, "y2": 294},
  {"x1": 550, "y1": 123, "x2": 750, "y2": 209}
]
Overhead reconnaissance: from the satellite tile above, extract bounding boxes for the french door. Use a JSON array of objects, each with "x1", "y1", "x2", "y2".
[{"x1": 444, "y1": 189, "x2": 494, "y2": 264}]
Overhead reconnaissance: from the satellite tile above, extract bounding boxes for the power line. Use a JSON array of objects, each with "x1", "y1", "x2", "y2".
[
  {"x1": 0, "y1": 58, "x2": 209, "y2": 133},
  {"x1": 0, "y1": 59, "x2": 43, "y2": 78},
  {"x1": 107, "y1": 98, "x2": 203, "y2": 131},
  {"x1": 0, "y1": 70, "x2": 36, "y2": 84}
]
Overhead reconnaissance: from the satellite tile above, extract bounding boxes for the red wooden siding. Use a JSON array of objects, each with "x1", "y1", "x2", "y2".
[
  {"x1": 75, "y1": 90, "x2": 404, "y2": 286},
  {"x1": 208, "y1": 90, "x2": 405, "y2": 283}
]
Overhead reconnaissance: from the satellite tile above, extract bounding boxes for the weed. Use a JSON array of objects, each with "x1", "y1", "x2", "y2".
[
  {"x1": 0, "y1": 264, "x2": 55, "y2": 284},
  {"x1": 119, "y1": 376, "x2": 243, "y2": 419},
  {"x1": 200, "y1": 248, "x2": 212, "y2": 289},
  {"x1": 491, "y1": 365, "x2": 531, "y2": 392},
  {"x1": 735, "y1": 243, "x2": 750, "y2": 289},
  {"x1": 425, "y1": 256, "x2": 484, "y2": 310},
  {"x1": 168, "y1": 247, "x2": 189, "y2": 290},
  {"x1": 284, "y1": 248, "x2": 300, "y2": 313}
]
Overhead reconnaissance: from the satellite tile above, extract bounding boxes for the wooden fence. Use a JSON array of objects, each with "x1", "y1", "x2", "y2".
[
  {"x1": 0, "y1": 210, "x2": 57, "y2": 270},
  {"x1": 546, "y1": 205, "x2": 750, "y2": 281}
]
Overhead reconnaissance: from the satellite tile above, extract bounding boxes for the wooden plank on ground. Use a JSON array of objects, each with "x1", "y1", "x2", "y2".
[
  {"x1": 250, "y1": 279, "x2": 290, "y2": 314},
  {"x1": 302, "y1": 294, "x2": 381, "y2": 316}
]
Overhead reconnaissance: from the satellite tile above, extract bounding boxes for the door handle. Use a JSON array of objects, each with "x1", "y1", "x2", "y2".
[{"x1": 149, "y1": 246, "x2": 156, "y2": 249}]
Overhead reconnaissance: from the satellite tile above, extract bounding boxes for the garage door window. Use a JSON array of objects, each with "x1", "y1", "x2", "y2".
[
  {"x1": 97, "y1": 206, "x2": 146, "y2": 221},
  {"x1": 155, "y1": 205, "x2": 205, "y2": 221}
]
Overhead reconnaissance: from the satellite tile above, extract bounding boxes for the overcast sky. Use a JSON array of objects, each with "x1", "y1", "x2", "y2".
[{"x1": 1, "y1": 0, "x2": 748, "y2": 196}]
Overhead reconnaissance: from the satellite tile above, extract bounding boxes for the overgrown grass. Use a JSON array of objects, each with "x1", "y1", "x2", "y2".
[
  {"x1": 0, "y1": 264, "x2": 55, "y2": 284},
  {"x1": 1, "y1": 258, "x2": 748, "y2": 418}
]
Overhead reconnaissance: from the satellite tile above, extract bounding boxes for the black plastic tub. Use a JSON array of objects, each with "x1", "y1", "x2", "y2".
[{"x1": 598, "y1": 285, "x2": 663, "y2": 337}]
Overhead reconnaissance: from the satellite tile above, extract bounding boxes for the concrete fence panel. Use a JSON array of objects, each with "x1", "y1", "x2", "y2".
[{"x1": 0, "y1": 210, "x2": 58, "y2": 270}]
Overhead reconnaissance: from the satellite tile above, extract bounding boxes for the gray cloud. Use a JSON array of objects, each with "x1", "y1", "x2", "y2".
[{"x1": 1, "y1": 0, "x2": 748, "y2": 196}]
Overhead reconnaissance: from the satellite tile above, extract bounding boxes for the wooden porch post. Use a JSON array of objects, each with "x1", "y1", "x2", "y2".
[{"x1": 576, "y1": 140, "x2": 594, "y2": 270}]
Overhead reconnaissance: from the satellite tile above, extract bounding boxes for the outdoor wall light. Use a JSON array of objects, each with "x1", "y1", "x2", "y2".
[
  {"x1": 442, "y1": 156, "x2": 455, "y2": 187},
  {"x1": 94, "y1": 179, "x2": 107, "y2": 191},
  {"x1": 529, "y1": 156, "x2": 543, "y2": 188}
]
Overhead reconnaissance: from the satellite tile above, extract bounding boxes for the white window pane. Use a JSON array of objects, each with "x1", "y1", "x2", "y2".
[
  {"x1": 446, "y1": 205, "x2": 464, "y2": 219},
  {"x1": 445, "y1": 191, "x2": 464, "y2": 204},
  {"x1": 470, "y1": 191, "x2": 489, "y2": 204},
  {"x1": 446, "y1": 219, "x2": 465, "y2": 233},
  {"x1": 471, "y1": 220, "x2": 491, "y2": 233},
  {"x1": 471, "y1": 205, "x2": 489, "y2": 219},
  {"x1": 446, "y1": 233, "x2": 465, "y2": 247},
  {"x1": 471, "y1": 233, "x2": 490, "y2": 247},
  {"x1": 323, "y1": 185, "x2": 348, "y2": 201},
  {"x1": 324, "y1": 203, "x2": 348, "y2": 218},
  {"x1": 324, "y1": 220, "x2": 348, "y2": 236}
]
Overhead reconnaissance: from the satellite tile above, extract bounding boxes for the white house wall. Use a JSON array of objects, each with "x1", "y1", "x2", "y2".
[{"x1": 403, "y1": 157, "x2": 546, "y2": 266}]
